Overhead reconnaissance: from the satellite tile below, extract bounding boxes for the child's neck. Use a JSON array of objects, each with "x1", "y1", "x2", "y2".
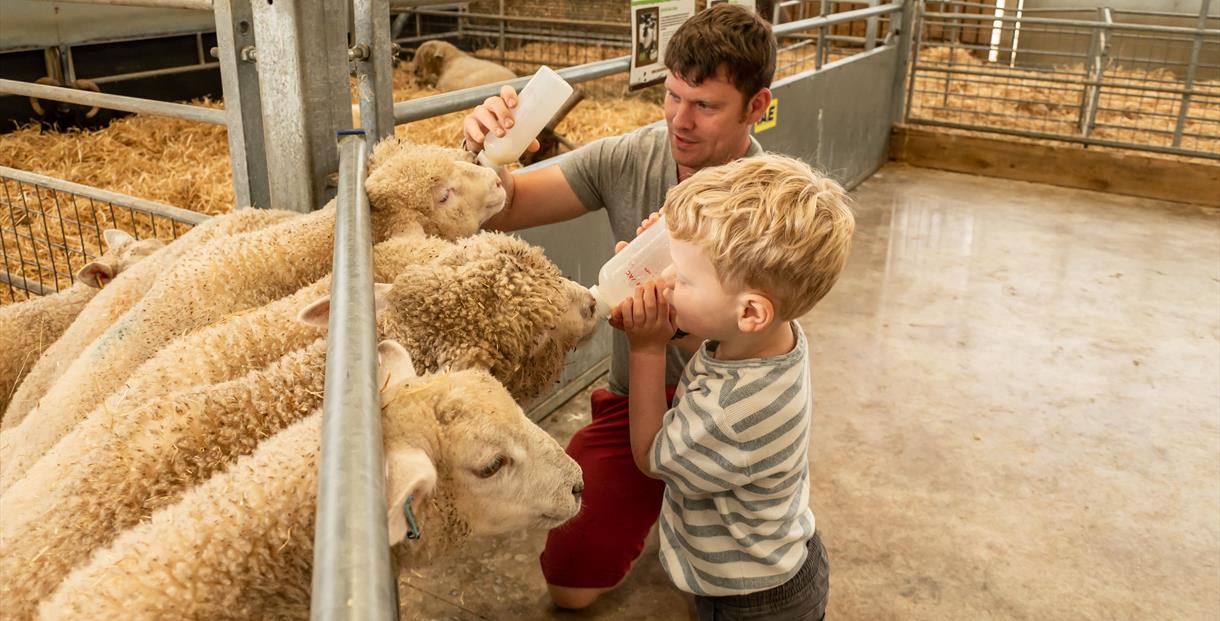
[{"x1": 713, "y1": 320, "x2": 795, "y2": 362}]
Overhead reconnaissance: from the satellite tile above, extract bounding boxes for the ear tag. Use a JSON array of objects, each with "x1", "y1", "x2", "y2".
[{"x1": 403, "y1": 495, "x2": 422, "y2": 541}]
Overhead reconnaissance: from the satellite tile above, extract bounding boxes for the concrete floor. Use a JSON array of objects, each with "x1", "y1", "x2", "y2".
[{"x1": 397, "y1": 164, "x2": 1220, "y2": 620}]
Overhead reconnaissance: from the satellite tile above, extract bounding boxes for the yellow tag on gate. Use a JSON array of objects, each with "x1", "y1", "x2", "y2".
[{"x1": 753, "y1": 98, "x2": 778, "y2": 133}]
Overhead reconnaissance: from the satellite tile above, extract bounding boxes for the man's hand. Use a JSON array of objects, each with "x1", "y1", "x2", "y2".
[
  {"x1": 462, "y1": 85, "x2": 541, "y2": 155},
  {"x1": 610, "y1": 280, "x2": 675, "y2": 353}
]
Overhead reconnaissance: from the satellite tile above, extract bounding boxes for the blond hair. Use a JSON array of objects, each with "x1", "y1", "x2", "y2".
[{"x1": 664, "y1": 153, "x2": 855, "y2": 319}]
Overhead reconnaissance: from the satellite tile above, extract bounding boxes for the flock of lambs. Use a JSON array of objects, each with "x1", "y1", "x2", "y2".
[{"x1": 0, "y1": 138, "x2": 601, "y2": 619}]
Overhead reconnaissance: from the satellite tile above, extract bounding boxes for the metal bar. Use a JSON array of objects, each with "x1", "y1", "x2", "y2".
[
  {"x1": 88, "y1": 62, "x2": 220, "y2": 86},
  {"x1": 865, "y1": 0, "x2": 881, "y2": 50},
  {"x1": 816, "y1": 0, "x2": 830, "y2": 69},
  {"x1": 0, "y1": 78, "x2": 226, "y2": 125},
  {"x1": 310, "y1": 131, "x2": 396, "y2": 621},
  {"x1": 251, "y1": 0, "x2": 353, "y2": 213},
  {"x1": 0, "y1": 166, "x2": 208, "y2": 225},
  {"x1": 30, "y1": 0, "x2": 212, "y2": 9},
  {"x1": 891, "y1": 0, "x2": 915, "y2": 125},
  {"x1": 913, "y1": 66, "x2": 1211, "y2": 98},
  {"x1": 903, "y1": 0, "x2": 924, "y2": 123},
  {"x1": 406, "y1": 8, "x2": 626, "y2": 29},
  {"x1": 920, "y1": 11, "x2": 1220, "y2": 35},
  {"x1": 231, "y1": 16, "x2": 284, "y2": 207},
  {"x1": 1173, "y1": 0, "x2": 1209, "y2": 148},
  {"x1": 0, "y1": 271, "x2": 51, "y2": 297},
  {"x1": 394, "y1": 56, "x2": 629, "y2": 124},
  {"x1": 498, "y1": 0, "x2": 507, "y2": 65},
  {"x1": 1080, "y1": 7, "x2": 1110, "y2": 140},
  {"x1": 355, "y1": 0, "x2": 395, "y2": 150},
  {"x1": 906, "y1": 117, "x2": 1220, "y2": 160}
]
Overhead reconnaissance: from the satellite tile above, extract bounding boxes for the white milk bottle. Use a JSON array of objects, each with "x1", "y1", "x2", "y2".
[
  {"x1": 589, "y1": 215, "x2": 674, "y2": 318},
  {"x1": 477, "y1": 66, "x2": 574, "y2": 168}
]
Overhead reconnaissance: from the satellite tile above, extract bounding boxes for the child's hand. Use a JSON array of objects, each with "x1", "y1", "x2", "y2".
[{"x1": 611, "y1": 280, "x2": 675, "y2": 353}]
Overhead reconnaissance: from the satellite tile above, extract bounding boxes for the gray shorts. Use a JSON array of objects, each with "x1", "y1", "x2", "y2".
[{"x1": 693, "y1": 531, "x2": 829, "y2": 621}]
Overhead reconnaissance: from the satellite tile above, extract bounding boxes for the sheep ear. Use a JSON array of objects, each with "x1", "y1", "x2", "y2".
[
  {"x1": 296, "y1": 283, "x2": 394, "y2": 327},
  {"x1": 76, "y1": 260, "x2": 116, "y2": 288},
  {"x1": 102, "y1": 228, "x2": 134, "y2": 250},
  {"x1": 385, "y1": 447, "x2": 437, "y2": 546},
  {"x1": 377, "y1": 340, "x2": 416, "y2": 400}
]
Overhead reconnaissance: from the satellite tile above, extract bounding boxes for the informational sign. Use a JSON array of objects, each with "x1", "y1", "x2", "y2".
[
  {"x1": 753, "y1": 97, "x2": 778, "y2": 133},
  {"x1": 629, "y1": 0, "x2": 695, "y2": 90}
]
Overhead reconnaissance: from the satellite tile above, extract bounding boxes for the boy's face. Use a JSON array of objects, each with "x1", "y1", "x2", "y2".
[
  {"x1": 663, "y1": 70, "x2": 770, "y2": 174},
  {"x1": 667, "y1": 239, "x2": 741, "y2": 341}
]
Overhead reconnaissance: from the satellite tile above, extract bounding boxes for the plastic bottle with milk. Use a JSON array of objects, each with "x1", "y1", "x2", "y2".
[
  {"x1": 476, "y1": 66, "x2": 573, "y2": 168},
  {"x1": 589, "y1": 215, "x2": 674, "y2": 318}
]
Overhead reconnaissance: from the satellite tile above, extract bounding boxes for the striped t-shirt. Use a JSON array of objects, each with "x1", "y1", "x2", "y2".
[{"x1": 649, "y1": 322, "x2": 815, "y2": 597}]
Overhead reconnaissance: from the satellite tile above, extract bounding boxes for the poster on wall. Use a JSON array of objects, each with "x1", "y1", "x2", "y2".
[{"x1": 629, "y1": 0, "x2": 695, "y2": 90}]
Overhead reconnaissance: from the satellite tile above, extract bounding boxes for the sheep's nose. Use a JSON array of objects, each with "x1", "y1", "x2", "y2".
[
  {"x1": 572, "y1": 482, "x2": 584, "y2": 503},
  {"x1": 493, "y1": 177, "x2": 502, "y2": 189}
]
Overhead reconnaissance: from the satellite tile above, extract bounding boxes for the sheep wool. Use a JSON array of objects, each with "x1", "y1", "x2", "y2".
[
  {"x1": 0, "y1": 141, "x2": 504, "y2": 490},
  {"x1": 0, "y1": 339, "x2": 330, "y2": 620},
  {"x1": 39, "y1": 350, "x2": 582, "y2": 621},
  {"x1": 0, "y1": 230, "x2": 162, "y2": 419},
  {"x1": 86, "y1": 232, "x2": 452, "y2": 422},
  {"x1": 0, "y1": 207, "x2": 297, "y2": 430}
]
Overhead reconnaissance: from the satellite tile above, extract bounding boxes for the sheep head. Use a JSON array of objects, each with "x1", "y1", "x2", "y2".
[
  {"x1": 365, "y1": 138, "x2": 505, "y2": 240},
  {"x1": 387, "y1": 232, "x2": 598, "y2": 402},
  {"x1": 75, "y1": 229, "x2": 165, "y2": 288},
  {"x1": 410, "y1": 41, "x2": 461, "y2": 87},
  {"x1": 375, "y1": 342, "x2": 583, "y2": 557}
]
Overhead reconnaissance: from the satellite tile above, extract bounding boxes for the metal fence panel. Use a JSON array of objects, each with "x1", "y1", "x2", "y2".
[
  {"x1": 0, "y1": 165, "x2": 205, "y2": 304},
  {"x1": 905, "y1": 1, "x2": 1220, "y2": 159}
]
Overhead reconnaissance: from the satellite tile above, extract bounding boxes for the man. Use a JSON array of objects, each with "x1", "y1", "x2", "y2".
[{"x1": 462, "y1": 4, "x2": 777, "y2": 610}]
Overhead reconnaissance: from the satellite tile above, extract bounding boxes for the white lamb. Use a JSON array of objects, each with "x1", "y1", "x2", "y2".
[
  {"x1": 39, "y1": 343, "x2": 582, "y2": 621},
  {"x1": 0, "y1": 140, "x2": 505, "y2": 490},
  {"x1": 0, "y1": 207, "x2": 297, "y2": 429},
  {"x1": 411, "y1": 40, "x2": 517, "y2": 91},
  {"x1": 0, "y1": 239, "x2": 597, "y2": 617},
  {"x1": 0, "y1": 230, "x2": 162, "y2": 419}
]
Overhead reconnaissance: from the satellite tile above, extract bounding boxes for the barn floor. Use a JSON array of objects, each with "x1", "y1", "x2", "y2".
[{"x1": 397, "y1": 164, "x2": 1220, "y2": 620}]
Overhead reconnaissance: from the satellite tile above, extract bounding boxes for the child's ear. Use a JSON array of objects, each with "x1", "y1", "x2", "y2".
[{"x1": 736, "y1": 292, "x2": 775, "y2": 333}]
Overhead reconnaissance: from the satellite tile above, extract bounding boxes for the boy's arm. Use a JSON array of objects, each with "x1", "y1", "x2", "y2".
[
  {"x1": 612, "y1": 281, "x2": 676, "y2": 478},
  {"x1": 628, "y1": 348, "x2": 668, "y2": 478}
]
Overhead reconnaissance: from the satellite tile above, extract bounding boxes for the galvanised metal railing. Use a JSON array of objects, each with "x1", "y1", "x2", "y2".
[
  {"x1": 904, "y1": 0, "x2": 1220, "y2": 159},
  {"x1": 0, "y1": 165, "x2": 206, "y2": 303}
]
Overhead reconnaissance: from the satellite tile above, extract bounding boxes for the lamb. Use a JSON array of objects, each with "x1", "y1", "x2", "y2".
[
  {"x1": 0, "y1": 230, "x2": 162, "y2": 419},
  {"x1": 79, "y1": 233, "x2": 452, "y2": 426},
  {"x1": 411, "y1": 40, "x2": 516, "y2": 92},
  {"x1": 38, "y1": 342, "x2": 583, "y2": 621},
  {"x1": 0, "y1": 140, "x2": 505, "y2": 489},
  {"x1": 0, "y1": 207, "x2": 297, "y2": 430},
  {"x1": 0, "y1": 236, "x2": 597, "y2": 617}
]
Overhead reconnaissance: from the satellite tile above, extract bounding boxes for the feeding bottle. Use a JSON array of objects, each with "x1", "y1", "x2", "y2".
[
  {"x1": 477, "y1": 66, "x2": 573, "y2": 168},
  {"x1": 589, "y1": 215, "x2": 674, "y2": 318}
]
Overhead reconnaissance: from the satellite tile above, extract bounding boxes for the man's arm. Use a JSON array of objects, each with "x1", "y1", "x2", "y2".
[
  {"x1": 480, "y1": 165, "x2": 589, "y2": 232},
  {"x1": 464, "y1": 85, "x2": 590, "y2": 232}
]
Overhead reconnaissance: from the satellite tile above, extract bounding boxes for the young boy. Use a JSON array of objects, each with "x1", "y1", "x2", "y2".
[{"x1": 609, "y1": 153, "x2": 855, "y2": 620}]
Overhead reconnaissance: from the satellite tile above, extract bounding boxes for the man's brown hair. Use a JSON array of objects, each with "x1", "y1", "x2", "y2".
[{"x1": 664, "y1": 4, "x2": 777, "y2": 106}]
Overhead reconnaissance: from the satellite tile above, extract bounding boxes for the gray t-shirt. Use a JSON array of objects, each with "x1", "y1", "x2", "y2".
[{"x1": 558, "y1": 124, "x2": 763, "y2": 395}]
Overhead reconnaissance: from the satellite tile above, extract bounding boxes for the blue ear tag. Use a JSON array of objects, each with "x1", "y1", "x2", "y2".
[{"x1": 403, "y1": 495, "x2": 422, "y2": 540}]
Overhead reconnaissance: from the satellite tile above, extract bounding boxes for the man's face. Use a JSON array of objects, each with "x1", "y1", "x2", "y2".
[{"x1": 663, "y1": 70, "x2": 766, "y2": 173}]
